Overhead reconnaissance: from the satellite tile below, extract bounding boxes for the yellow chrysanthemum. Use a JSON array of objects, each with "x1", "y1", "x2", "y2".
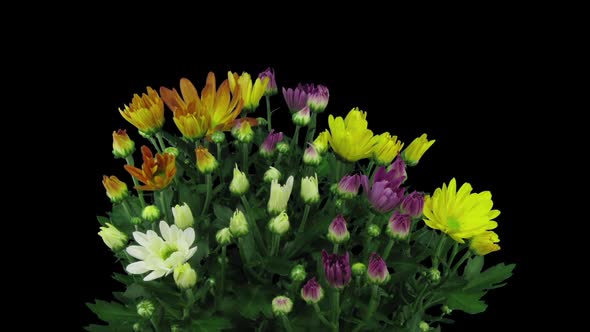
[
  {"x1": 402, "y1": 133, "x2": 435, "y2": 166},
  {"x1": 372, "y1": 132, "x2": 404, "y2": 165},
  {"x1": 228, "y1": 71, "x2": 269, "y2": 112},
  {"x1": 327, "y1": 108, "x2": 375, "y2": 162},
  {"x1": 119, "y1": 87, "x2": 165, "y2": 136},
  {"x1": 423, "y1": 178, "x2": 500, "y2": 243},
  {"x1": 470, "y1": 231, "x2": 500, "y2": 255},
  {"x1": 313, "y1": 130, "x2": 331, "y2": 154}
]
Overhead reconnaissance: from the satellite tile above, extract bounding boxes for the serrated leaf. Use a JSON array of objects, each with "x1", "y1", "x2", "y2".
[
  {"x1": 86, "y1": 300, "x2": 137, "y2": 323},
  {"x1": 191, "y1": 317, "x2": 233, "y2": 331},
  {"x1": 466, "y1": 263, "x2": 515, "y2": 291},
  {"x1": 446, "y1": 291, "x2": 488, "y2": 314},
  {"x1": 464, "y1": 255, "x2": 484, "y2": 281},
  {"x1": 235, "y1": 286, "x2": 274, "y2": 320},
  {"x1": 261, "y1": 256, "x2": 291, "y2": 276},
  {"x1": 122, "y1": 284, "x2": 148, "y2": 300}
]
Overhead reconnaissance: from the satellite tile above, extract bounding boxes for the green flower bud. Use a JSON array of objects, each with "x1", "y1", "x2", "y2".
[
  {"x1": 303, "y1": 144, "x2": 321, "y2": 166},
  {"x1": 441, "y1": 305, "x2": 452, "y2": 315},
  {"x1": 290, "y1": 264, "x2": 307, "y2": 282},
  {"x1": 163, "y1": 147, "x2": 179, "y2": 157},
  {"x1": 256, "y1": 117, "x2": 267, "y2": 126},
  {"x1": 173, "y1": 263, "x2": 197, "y2": 289},
  {"x1": 170, "y1": 325, "x2": 182, "y2": 332},
  {"x1": 133, "y1": 322, "x2": 142, "y2": 331},
  {"x1": 264, "y1": 166, "x2": 282, "y2": 183},
  {"x1": 276, "y1": 141, "x2": 289, "y2": 154},
  {"x1": 428, "y1": 268, "x2": 441, "y2": 283},
  {"x1": 216, "y1": 227, "x2": 233, "y2": 245},
  {"x1": 136, "y1": 300, "x2": 155, "y2": 319},
  {"x1": 352, "y1": 262, "x2": 367, "y2": 277},
  {"x1": 211, "y1": 131, "x2": 225, "y2": 144},
  {"x1": 229, "y1": 209, "x2": 249, "y2": 237},
  {"x1": 272, "y1": 296, "x2": 293, "y2": 316},
  {"x1": 98, "y1": 223, "x2": 127, "y2": 252},
  {"x1": 141, "y1": 205, "x2": 160, "y2": 222},
  {"x1": 172, "y1": 202, "x2": 194, "y2": 230},
  {"x1": 206, "y1": 278, "x2": 216, "y2": 287},
  {"x1": 131, "y1": 217, "x2": 142, "y2": 225},
  {"x1": 367, "y1": 224, "x2": 381, "y2": 237},
  {"x1": 419, "y1": 321, "x2": 430, "y2": 331},
  {"x1": 268, "y1": 211, "x2": 290, "y2": 236},
  {"x1": 229, "y1": 164, "x2": 249, "y2": 196}
]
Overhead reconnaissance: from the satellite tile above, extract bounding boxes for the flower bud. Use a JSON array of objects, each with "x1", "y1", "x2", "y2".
[
  {"x1": 195, "y1": 146, "x2": 218, "y2": 174},
  {"x1": 290, "y1": 264, "x2": 307, "y2": 282},
  {"x1": 268, "y1": 211, "x2": 290, "y2": 235},
  {"x1": 163, "y1": 147, "x2": 179, "y2": 157},
  {"x1": 419, "y1": 321, "x2": 430, "y2": 332},
  {"x1": 303, "y1": 144, "x2": 322, "y2": 166},
  {"x1": 272, "y1": 296, "x2": 293, "y2": 316},
  {"x1": 264, "y1": 166, "x2": 282, "y2": 183},
  {"x1": 386, "y1": 211, "x2": 412, "y2": 240},
  {"x1": 327, "y1": 215, "x2": 350, "y2": 244},
  {"x1": 141, "y1": 205, "x2": 160, "y2": 222},
  {"x1": 102, "y1": 175, "x2": 128, "y2": 203},
  {"x1": 133, "y1": 323, "x2": 142, "y2": 331},
  {"x1": 173, "y1": 263, "x2": 197, "y2": 289},
  {"x1": 402, "y1": 134, "x2": 435, "y2": 166},
  {"x1": 216, "y1": 227, "x2": 232, "y2": 245},
  {"x1": 211, "y1": 131, "x2": 225, "y2": 144},
  {"x1": 401, "y1": 191, "x2": 425, "y2": 218},
  {"x1": 292, "y1": 106, "x2": 311, "y2": 126},
  {"x1": 367, "y1": 253, "x2": 390, "y2": 285},
  {"x1": 351, "y1": 262, "x2": 367, "y2": 277},
  {"x1": 300, "y1": 173, "x2": 320, "y2": 204},
  {"x1": 98, "y1": 223, "x2": 128, "y2": 251},
  {"x1": 313, "y1": 130, "x2": 330, "y2": 154},
  {"x1": 136, "y1": 300, "x2": 155, "y2": 319},
  {"x1": 428, "y1": 268, "x2": 441, "y2": 283},
  {"x1": 229, "y1": 209, "x2": 249, "y2": 237},
  {"x1": 131, "y1": 217, "x2": 142, "y2": 225},
  {"x1": 367, "y1": 224, "x2": 381, "y2": 237},
  {"x1": 441, "y1": 305, "x2": 452, "y2": 315},
  {"x1": 301, "y1": 277, "x2": 324, "y2": 304},
  {"x1": 112, "y1": 129, "x2": 135, "y2": 159},
  {"x1": 337, "y1": 174, "x2": 362, "y2": 199},
  {"x1": 172, "y1": 203, "x2": 194, "y2": 230},
  {"x1": 232, "y1": 120, "x2": 254, "y2": 143},
  {"x1": 229, "y1": 164, "x2": 250, "y2": 195},
  {"x1": 276, "y1": 141, "x2": 290, "y2": 154},
  {"x1": 259, "y1": 130, "x2": 284, "y2": 158}
]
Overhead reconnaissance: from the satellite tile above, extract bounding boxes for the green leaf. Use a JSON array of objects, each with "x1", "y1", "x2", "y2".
[
  {"x1": 122, "y1": 284, "x2": 148, "y2": 300},
  {"x1": 213, "y1": 204, "x2": 233, "y2": 222},
  {"x1": 96, "y1": 216, "x2": 110, "y2": 226},
  {"x1": 85, "y1": 323, "x2": 130, "y2": 332},
  {"x1": 464, "y1": 255, "x2": 484, "y2": 281},
  {"x1": 446, "y1": 291, "x2": 488, "y2": 314},
  {"x1": 466, "y1": 263, "x2": 515, "y2": 291},
  {"x1": 235, "y1": 286, "x2": 274, "y2": 320},
  {"x1": 86, "y1": 300, "x2": 137, "y2": 323},
  {"x1": 191, "y1": 317, "x2": 233, "y2": 331}
]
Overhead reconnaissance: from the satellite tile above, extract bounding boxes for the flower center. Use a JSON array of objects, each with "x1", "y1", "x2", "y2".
[
  {"x1": 159, "y1": 243, "x2": 179, "y2": 260},
  {"x1": 447, "y1": 217, "x2": 461, "y2": 231}
]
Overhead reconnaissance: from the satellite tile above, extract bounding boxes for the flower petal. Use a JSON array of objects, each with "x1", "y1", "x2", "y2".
[
  {"x1": 143, "y1": 269, "x2": 167, "y2": 281},
  {"x1": 126, "y1": 261, "x2": 149, "y2": 274}
]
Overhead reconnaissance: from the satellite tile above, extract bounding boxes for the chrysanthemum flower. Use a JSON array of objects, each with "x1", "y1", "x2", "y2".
[
  {"x1": 423, "y1": 178, "x2": 500, "y2": 243},
  {"x1": 124, "y1": 146, "x2": 176, "y2": 191},
  {"x1": 102, "y1": 175, "x2": 128, "y2": 203},
  {"x1": 402, "y1": 133, "x2": 435, "y2": 166},
  {"x1": 126, "y1": 221, "x2": 197, "y2": 281},
  {"x1": 258, "y1": 67, "x2": 278, "y2": 96},
  {"x1": 195, "y1": 146, "x2": 218, "y2": 174},
  {"x1": 313, "y1": 130, "x2": 331, "y2": 154},
  {"x1": 470, "y1": 231, "x2": 500, "y2": 255},
  {"x1": 228, "y1": 71, "x2": 269, "y2": 112},
  {"x1": 282, "y1": 86, "x2": 308, "y2": 113},
  {"x1": 112, "y1": 129, "x2": 135, "y2": 159},
  {"x1": 372, "y1": 132, "x2": 404, "y2": 166},
  {"x1": 268, "y1": 176, "x2": 294, "y2": 215},
  {"x1": 119, "y1": 87, "x2": 165, "y2": 136},
  {"x1": 328, "y1": 108, "x2": 375, "y2": 162}
]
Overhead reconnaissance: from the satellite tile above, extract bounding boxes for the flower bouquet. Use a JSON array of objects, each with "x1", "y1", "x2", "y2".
[{"x1": 89, "y1": 68, "x2": 515, "y2": 331}]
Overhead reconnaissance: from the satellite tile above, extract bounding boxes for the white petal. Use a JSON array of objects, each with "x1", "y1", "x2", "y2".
[
  {"x1": 126, "y1": 261, "x2": 149, "y2": 274},
  {"x1": 183, "y1": 227, "x2": 195, "y2": 246},
  {"x1": 126, "y1": 245, "x2": 149, "y2": 260},
  {"x1": 159, "y1": 221, "x2": 171, "y2": 241},
  {"x1": 143, "y1": 269, "x2": 166, "y2": 281},
  {"x1": 133, "y1": 231, "x2": 149, "y2": 247},
  {"x1": 186, "y1": 246, "x2": 198, "y2": 260}
]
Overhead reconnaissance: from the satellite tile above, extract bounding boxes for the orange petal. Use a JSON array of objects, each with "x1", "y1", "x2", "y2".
[{"x1": 180, "y1": 78, "x2": 200, "y2": 105}]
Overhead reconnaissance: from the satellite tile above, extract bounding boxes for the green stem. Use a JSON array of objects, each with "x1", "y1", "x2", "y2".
[
  {"x1": 297, "y1": 205, "x2": 311, "y2": 234},
  {"x1": 432, "y1": 235, "x2": 447, "y2": 269},
  {"x1": 158, "y1": 191, "x2": 170, "y2": 223},
  {"x1": 280, "y1": 315, "x2": 294, "y2": 332},
  {"x1": 220, "y1": 246, "x2": 226, "y2": 295},
  {"x1": 125, "y1": 156, "x2": 146, "y2": 208},
  {"x1": 413, "y1": 282, "x2": 430, "y2": 312},
  {"x1": 155, "y1": 132, "x2": 166, "y2": 151},
  {"x1": 241, "y1": 196, "x2": 266, "y2": 252},
  {"x1": 450, "y1": 250, "x2": 471, "y2": 276},
  {"x1": 202, "y1": 174, "x2": 212, "y2": 216},
  {"x1": 331, "y1": 289, "x2": 340, "y2": 331},
  {"x1": 305, "y1": 112, "x2": 317, "y2": 143},
  {"x1": 270, "y1": 234, "x2": 281, "y2": 256},
  {"x1": 333, "y1": 243, "x2": 339, "y2": 254},
  {"x1": 382, "y1": 238, "x2": 395, "y2": 260},
  {"x1": 148, "y1": 137, "x2": 162, "y2": 153},
  {"x1": 366, "y1": 160, "x2": 375, "y2": 176},
  {"x1": 265, "y1": 95, "x2": 272, "y2": 131},
  {"x1": 353, "y1": 285, "x2": 381, "y2": 332},
  {"x1": 313, "y1": 303, "x2": 335, "y2": 329},
  {"x1": 150, "y1": 319, "x2": 161, "y2": 332},
  {"x1": 290, "y1": 125, "x2": 301, "y2": 150},
  {"x1": 242, "y1": 142, "x2": 249, "y2": 171}
]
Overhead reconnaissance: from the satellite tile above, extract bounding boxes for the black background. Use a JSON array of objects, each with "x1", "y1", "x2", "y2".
[{"x1": 73, "y1": 52, "x2": 538, "y2": 330}]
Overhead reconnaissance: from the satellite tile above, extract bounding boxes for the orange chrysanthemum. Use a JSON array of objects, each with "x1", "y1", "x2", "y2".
[
  {"x1": 124, "y1": 146, "x2": 176, "y2": 191},
  {"x1": 160, "y1": 73, "x2": 247, "y2": 138}
]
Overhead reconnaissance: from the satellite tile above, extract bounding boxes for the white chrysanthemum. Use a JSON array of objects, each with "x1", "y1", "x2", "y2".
[
  {"x1": 126, "y1": 221, "x2": 197, "y2": 281},
  {"x1": 268, "y1": 175, "x2": 294, "y2": 215}
]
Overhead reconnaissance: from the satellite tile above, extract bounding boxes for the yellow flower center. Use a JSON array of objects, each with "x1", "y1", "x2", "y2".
[{"x1": 447, "y1": 217, "x2": 461, "y2": 231}]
